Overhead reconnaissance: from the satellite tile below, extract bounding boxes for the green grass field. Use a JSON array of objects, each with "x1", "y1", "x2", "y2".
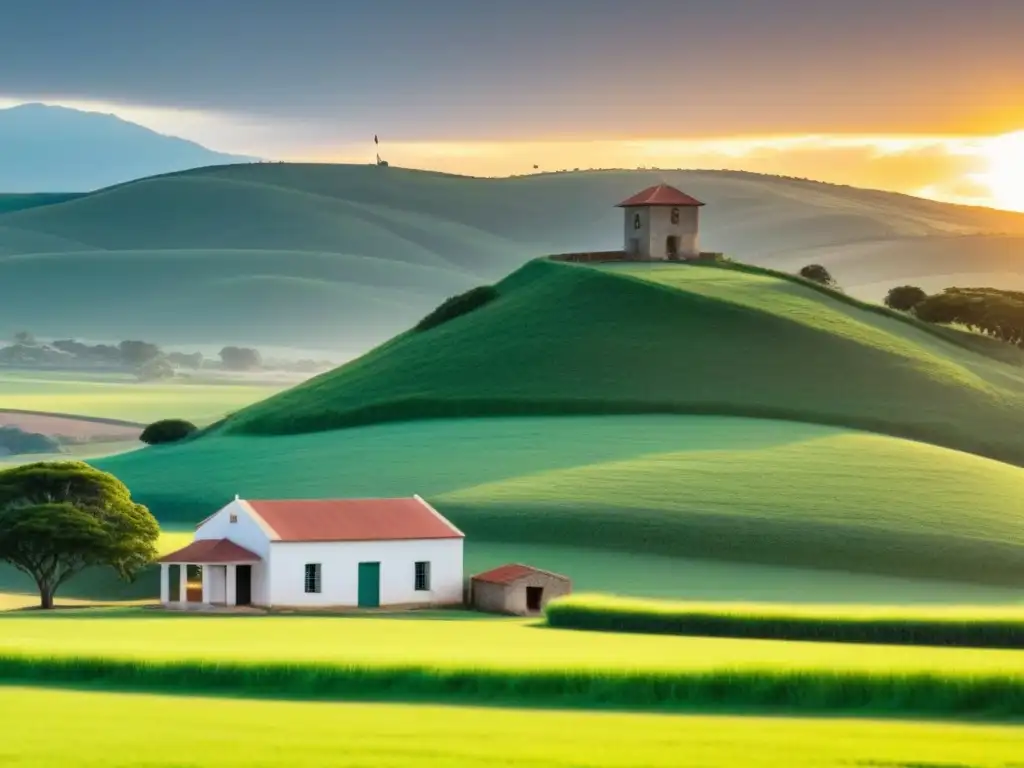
[
  {"x1": 0, "y1": 369, "x2": 283, "y2": 423},
  {"x1": 96, "y1": 409, "x2": 1024, "y2": 587},
  {"x1": 4, "y1": 687, "x2": 1022, "y2": 768},
  {"x1": 2, "y1": 610, "x2": 1024, "y2": 717},
  {"x1": 546, "y1": 594, "x2": 1024, "y2": 648}
]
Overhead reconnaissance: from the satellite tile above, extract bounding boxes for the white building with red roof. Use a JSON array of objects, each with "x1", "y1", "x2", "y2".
[
  {"x1": 158, "y1": 495, "x2": 465, "y2": 610},
  {"x1": 617, "y1": 183, "x2": 705, "y2": 260}
]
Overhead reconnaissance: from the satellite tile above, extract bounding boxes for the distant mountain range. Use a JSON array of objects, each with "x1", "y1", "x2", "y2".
[{"x1": 0, "y1": 103, "x2": 259, "y2": 191}]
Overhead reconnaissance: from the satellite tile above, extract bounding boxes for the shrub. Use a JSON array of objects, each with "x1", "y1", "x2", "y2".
[
  {"x1": 140, "y1": 419, "x2": 198, "y2": 445},
  {"x1": 798, "y1": 264, "x2": 838, "y2": 288},
  {"x1": 884, "y1": 285, "x2": 928, "y2": 311},
  {"x1": 415, "y1": 286, "x2": 499, "y2": 332},
  {"x1": 545, "y1": 594, "x2": 1024, "y2": 649}
]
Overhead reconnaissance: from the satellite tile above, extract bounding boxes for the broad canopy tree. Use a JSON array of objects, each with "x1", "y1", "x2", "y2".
[{"x1": 0, "y1": 462, "x2": 159, "y2": 609}]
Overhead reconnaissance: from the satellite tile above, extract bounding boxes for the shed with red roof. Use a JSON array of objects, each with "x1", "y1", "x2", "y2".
[
  {"x1": 470, "y1": 563, "x2": 571, "y2": 616},
  {"x1": 158, "y1": 495, "x2": 464, "y2": 610}
]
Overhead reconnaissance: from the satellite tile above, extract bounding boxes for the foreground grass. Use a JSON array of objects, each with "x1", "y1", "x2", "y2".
[
  {"x1": 2, "y1": 611, "x2": 1024, "y2": 717},
  {"x1": 0, "y1": 369, "x2": 282, "y2": 423},
  {"x1": 547, "y1": 594, "x2": 1024, "y2": 649},
  {"x1": 4, "y1": 687, "x2": 1023, "y2": 768}
]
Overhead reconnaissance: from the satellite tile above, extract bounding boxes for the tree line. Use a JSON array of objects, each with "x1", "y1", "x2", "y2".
[
  {"x1": 3, "y1": 332, "x2": 264, "y2": 378},
  {"x1": 795, "y1": 264, "x2": 1024, "y2": 348}
]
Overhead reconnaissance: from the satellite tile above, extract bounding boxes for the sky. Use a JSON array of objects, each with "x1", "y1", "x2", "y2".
[{"x1": 3, "y1": 0, "x2": 1024, "y2": 209}]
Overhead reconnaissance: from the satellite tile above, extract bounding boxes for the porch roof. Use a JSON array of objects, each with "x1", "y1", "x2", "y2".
[{"x1": 158, "y1": 538, "x2": 261, "y2": 564}]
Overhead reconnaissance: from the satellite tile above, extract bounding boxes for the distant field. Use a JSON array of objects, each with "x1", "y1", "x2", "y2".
[
  {"x1": 0, "y1": 369, "x2": 284, "y2": 423},
  {"x1": 4, "y1": 688, "x2": 1022, "y2": 768},
  {"x1": 2, "y1": 610, "x2": 1024, "y2": 717}
]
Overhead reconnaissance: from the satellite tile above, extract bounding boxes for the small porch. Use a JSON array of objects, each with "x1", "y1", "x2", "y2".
[{"x1": 157, "y1": 538, "x2": 261, "y2": 608}]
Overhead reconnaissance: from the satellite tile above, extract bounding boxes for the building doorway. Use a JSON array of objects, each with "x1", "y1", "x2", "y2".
[
  {"x1": 358, "y1": 562, "x2": 381, "y2": 608},
  {"x1": 526, "y1": 586, "x2": 544, "y2": 613},
  {"x1": 666, "y1": 235, "x2": 680, "y2": 259},
  {"x1": 236, "y1": 565, "x2": 252, "y2": 606}
]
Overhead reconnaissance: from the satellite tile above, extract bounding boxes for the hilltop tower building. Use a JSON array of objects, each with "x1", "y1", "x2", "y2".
[{"x1": 616, "y1": 184, "x2": 705, "y2": 260}]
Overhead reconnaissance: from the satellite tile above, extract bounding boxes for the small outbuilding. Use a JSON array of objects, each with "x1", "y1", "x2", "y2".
[{"x1": 470, "y1": 563, "x2": 571, "y2": 616}]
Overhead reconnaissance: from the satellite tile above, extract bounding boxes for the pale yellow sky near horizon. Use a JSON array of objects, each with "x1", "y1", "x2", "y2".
[{"x1": 5, "y1": 97, "x2": 1024, "y2": 213}]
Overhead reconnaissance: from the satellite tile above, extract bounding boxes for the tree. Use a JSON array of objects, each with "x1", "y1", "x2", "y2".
[
  {"x1": 885, "y1": 285, "x2": 928, "y2": 312},
  {"x1": 798, "y1": 264, "x2": 838, "y2": 288},
  {"x1": 140, "y1": 418, "x2": 198, "y2": 445},
  {"x1": 219, "y1": 346, "x2": 263, "y2": 371},
  {"x1": 0, "y1": 462, "x2": 158, "y2": 609}
]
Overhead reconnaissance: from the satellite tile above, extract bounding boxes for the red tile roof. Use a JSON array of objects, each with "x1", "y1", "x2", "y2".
[
  {"x1": 158, "y1": 538, "x2": 261, "y2": 564},
  {"x1": 617, "y1": 184, "x2": 705, "y2": 207},
  {"x1": 472, "y1": 563, "x2": 569, "y2": 585},
  {"x1": 243, "y1": 497, "x2": 464, "y2": 542}
]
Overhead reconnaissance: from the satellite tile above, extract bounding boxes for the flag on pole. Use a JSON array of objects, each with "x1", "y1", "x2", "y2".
[{"x1": 374, "y1": 134, "x2": 379, "y2": 145}]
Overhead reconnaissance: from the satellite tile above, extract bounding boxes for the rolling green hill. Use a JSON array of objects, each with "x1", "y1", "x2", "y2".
[
  {"x1": 216, "y1": 258, "x2": 1024, "y2": 467},
  {"x1": 2, "y1": 163, "x2": 1024, "y2": 351},
  {"x1": 85, "y1": 260, "x2": 1024, "y2": 590}
]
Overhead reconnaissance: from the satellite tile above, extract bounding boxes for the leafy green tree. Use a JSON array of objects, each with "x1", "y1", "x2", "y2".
[
  {"x1": 140, "y1": 418, "x2": 198, "y2": 445},
  {"x1": 885, "y1": 285, "x2": 929, "y2": 311},
  {"x1": 798, "y1": 264, "x2": 837, "y2": 288},
  {"x1": 0, "y1": 462, "x2": 158, "y2": 609}
]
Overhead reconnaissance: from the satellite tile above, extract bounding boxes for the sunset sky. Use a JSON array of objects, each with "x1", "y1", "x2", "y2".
[{"x1": 3, "y1": 0, "x2": 1024, "y2": 209}]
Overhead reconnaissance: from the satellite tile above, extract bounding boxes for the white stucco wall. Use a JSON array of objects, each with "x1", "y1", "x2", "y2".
[
  {"x1": 193, "y1": 499, "x2": 273, "y2": 605},
  {"x1": 622, "y1": 206, "x2": 651, "y2": 257},
  {"x1": 622, "y1": 206, "x2": 700, "y2": 259},
  {"x1": 266, "y1": 538, "x2": 464, "y2": 608}
]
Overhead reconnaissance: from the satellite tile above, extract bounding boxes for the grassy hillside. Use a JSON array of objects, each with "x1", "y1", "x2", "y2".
[
  {"x1": 87, "y1": 414, "x2": 1024, "y2": 588},
  {"x1": 2, "y1": 163, "x2": 1024, "y2": 349},
  {"x1": 215, "y1": 259, "x2": 1024, "y2": 466}
]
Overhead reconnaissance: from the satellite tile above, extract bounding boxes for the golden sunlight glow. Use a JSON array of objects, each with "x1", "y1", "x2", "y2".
[{"x1": 978, "y1": 131, "x2": 1024, "y2": 212}]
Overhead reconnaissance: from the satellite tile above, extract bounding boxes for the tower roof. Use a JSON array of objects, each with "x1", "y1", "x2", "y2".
[{"x1": 616, "y1": 184, "x2": 705, "y2": 207}]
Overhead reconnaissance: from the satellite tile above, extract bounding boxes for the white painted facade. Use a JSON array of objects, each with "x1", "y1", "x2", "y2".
[
  {"x1": 160, "y1": 497, "x2": 464, "y2": 610},
  {"x1": 268, "y1": 538, "x2": 463, "y2": 608},
  {"x1": 622, "y1": 205, "x2": 700, "y2": 260}
]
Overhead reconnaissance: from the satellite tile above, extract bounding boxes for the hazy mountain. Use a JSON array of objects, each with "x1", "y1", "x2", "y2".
[{"x1": 0, "y1": 103, "x2": 259, "y2": 191}]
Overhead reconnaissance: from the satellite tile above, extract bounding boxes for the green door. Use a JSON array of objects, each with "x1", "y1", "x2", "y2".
[{"x1": 357, "y1": 562, "x2": 380, "y2": 608}]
